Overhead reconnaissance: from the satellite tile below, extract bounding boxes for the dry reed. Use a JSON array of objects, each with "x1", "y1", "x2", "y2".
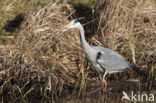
[
  {"x1": 0, "y1": 0, "x2": 155, "y2": 102},
  {"x1": 95, "y1": 0, "x2": 156, "y2": 73},
  {"x1": 0, "y1": 1, "x2": 87, "y2": 101}
]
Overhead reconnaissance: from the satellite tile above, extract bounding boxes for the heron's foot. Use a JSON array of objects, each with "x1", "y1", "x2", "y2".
[
  {"x1": 87, "y1": 78, "x2": 107, "y2": 95},
  {"x1": 87, "y1": 84, "x2": 107, "y2": 96},
  {"x1": 101, "y1": 86, "x2": 106, "y2": 92},
  {"x1": 102, "y1": 78, "x2": 107, "y2": 92}
]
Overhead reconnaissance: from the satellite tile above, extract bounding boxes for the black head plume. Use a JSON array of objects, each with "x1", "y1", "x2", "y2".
[{"x1": 73, "y1": 19, "x2": 79, "y2": 23}]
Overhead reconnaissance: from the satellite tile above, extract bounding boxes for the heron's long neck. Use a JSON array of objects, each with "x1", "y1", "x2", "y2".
[{"x1": 78, "y1": 25, "x2": 93, "y2": 54}]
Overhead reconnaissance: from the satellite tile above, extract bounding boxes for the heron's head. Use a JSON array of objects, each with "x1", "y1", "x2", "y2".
[{"x1": 61, "y1": 19, "x2": 80, "y2": 32}]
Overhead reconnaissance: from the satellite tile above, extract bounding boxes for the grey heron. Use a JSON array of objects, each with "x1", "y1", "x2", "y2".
[{"x1": 62, "y1": 19, "x2": 132, "y2": 90}]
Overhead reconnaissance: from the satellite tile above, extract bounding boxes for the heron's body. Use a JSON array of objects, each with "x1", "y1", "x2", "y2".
[
  {"x1": 62, "y1": 19, "x2": 132, "y2": 90},
  {"x1": 77, "y1": 21, "x2": 131, "y2": 76},
  {"x1": 91, "y1": 46, "x2": 131, "y2": 74}
]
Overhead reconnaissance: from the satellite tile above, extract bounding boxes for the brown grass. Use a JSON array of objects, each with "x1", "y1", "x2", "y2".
[
  {"x1": 0, "y1": 0, "x2": 155, "y2": 102},
  {"x1": 95, "y1": 0, "x2": 156, "y2": 72},
  {"x1": 0, "y1": 1, "x2": 86, "y2": 102}
]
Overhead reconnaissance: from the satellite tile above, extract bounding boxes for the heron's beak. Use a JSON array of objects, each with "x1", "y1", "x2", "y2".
[{"x1": 61, "y1": 24, "x2": 72, "y2": 32}]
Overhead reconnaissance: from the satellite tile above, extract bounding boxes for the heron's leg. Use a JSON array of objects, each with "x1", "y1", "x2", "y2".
[
  {"x1": 102, "y1": 75, "x2": 107, "y2": 91},
  {"x1": 87, "y1": 72, "x2": 107, "y2": 95},
  {"x1": 102, "y1": 71, "x2": 107, "y2": 91},
  {"x1": 87, "y1": 73, "x2": 105, "y2": 95}
]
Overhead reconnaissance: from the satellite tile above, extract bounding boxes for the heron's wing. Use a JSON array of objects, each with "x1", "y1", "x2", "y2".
[{"x1": 93, "y1": 46, "x2": 131, "y2": 72}]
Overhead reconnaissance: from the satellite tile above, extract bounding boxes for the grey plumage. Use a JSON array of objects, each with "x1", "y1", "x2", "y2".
[
  {"x1": 93, "y1": 46, "x2": 131, "y2": 73},
  {"x1": 62, "y1": 19, "x2": 132, "y2": 90}
]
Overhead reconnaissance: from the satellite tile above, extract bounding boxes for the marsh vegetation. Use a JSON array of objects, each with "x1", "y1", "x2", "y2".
[{"x1": 0, "y1": 0, "x2": 155, "y2": 102}]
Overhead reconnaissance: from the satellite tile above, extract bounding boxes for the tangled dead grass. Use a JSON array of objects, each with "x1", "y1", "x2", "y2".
[
  {"x1": 0, "y1": 1, "x2": 87, "y2": 101},
  {"x1": 0, "y1": 0, "x2": 155, "y2": 102},
  {"x1": 0, "y1": 0, "x2": 50, "y2": 34}
]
